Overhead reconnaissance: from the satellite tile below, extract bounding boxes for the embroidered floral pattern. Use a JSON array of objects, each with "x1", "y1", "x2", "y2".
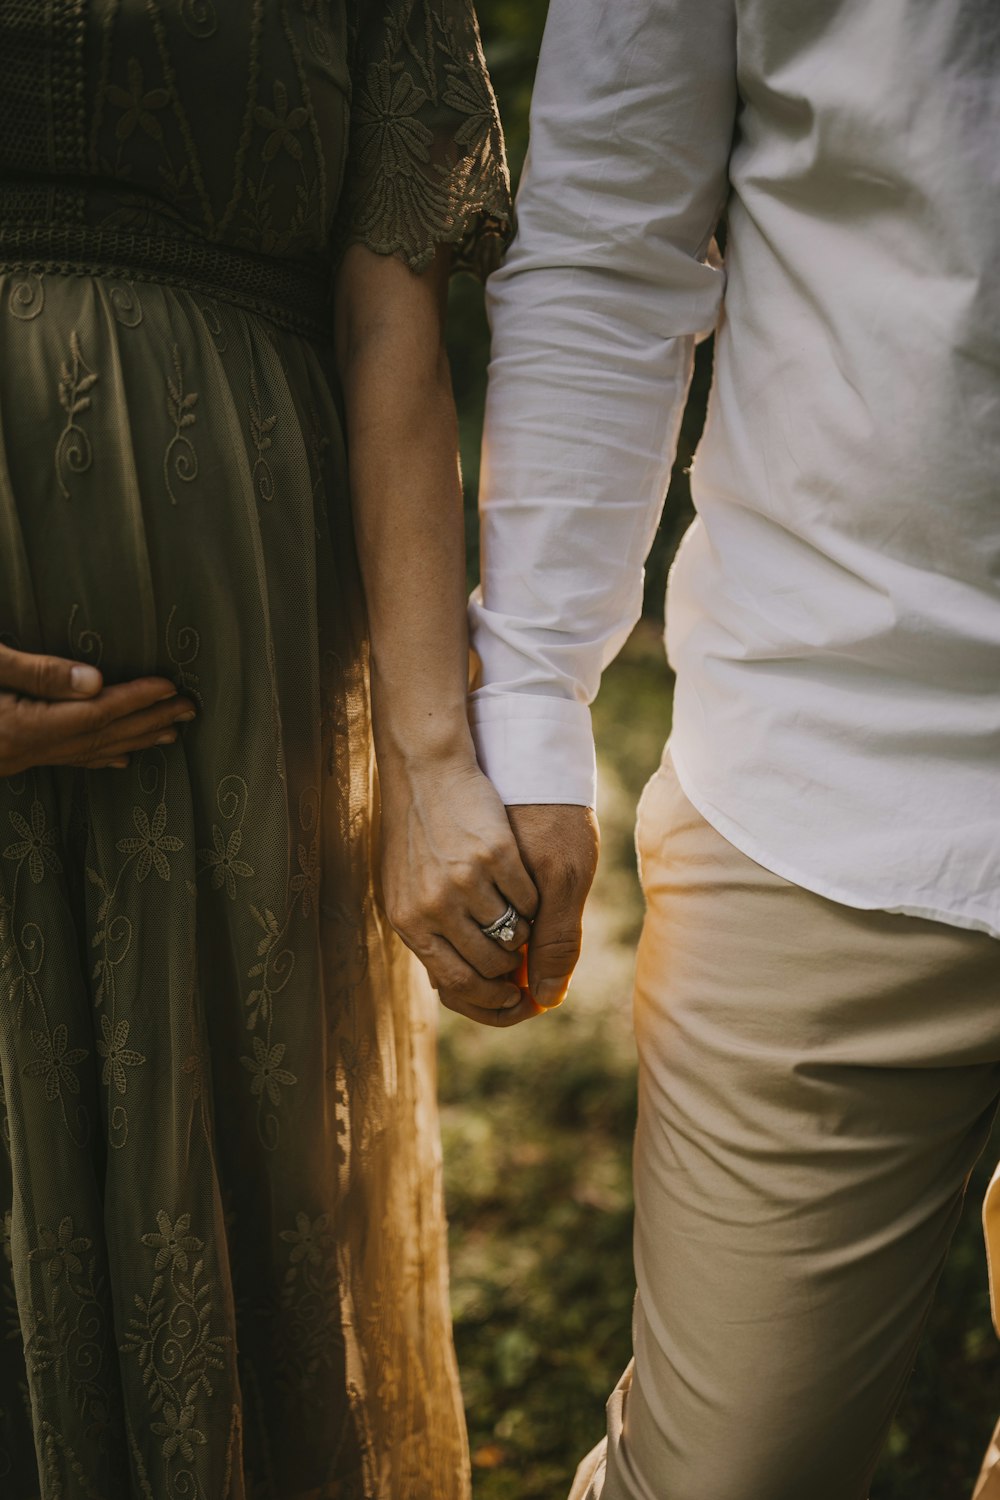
[
  {"x1": 29, "y1": 1219, "x2": 92, "y2": 1285},
  {"x1": 338, "y1": 0, "x2": 510, "y2": 274},
  {"x1": 255, "y1": 80, "x2": 310, "y2": 163},
  {"x1": 3, "y1": 804, "x2": 62, "y2": 886},
  {"x1": 107, "y1": 58, "x2": 171, "y2": 143},
  {"x1": 96, "y1": 1017, "x2": 146, "y2": 1097},
  {"x1": 164, "y1": 346, "x2": 199, "y2": 506},
  {"x1": 240, "y1": 1038, "x2": 297, "y2": 1107},
  {"x1": 140, "y1": 1212, "x2": 201, "y2": 1274},
  {"x1": 115, "y1": 804, "x2": 184, "y2": 884},
  {"x1": 198, "y1": 826, "x2": 254, "y2": 899},
  {"x1": 0, "y1": 0, "x2": 506, "y2": 1492},
  {"x1": 55, "y1": 332, "x2": 98, "y2": 500},
  {"x1": 23, "y1": 1027, "x2": 88, "y2": 1105}
]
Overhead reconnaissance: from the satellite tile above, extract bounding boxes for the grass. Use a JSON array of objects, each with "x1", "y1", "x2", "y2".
[{"x1": 439, "y1": 622, "x2": 1000, "y2": 1499}]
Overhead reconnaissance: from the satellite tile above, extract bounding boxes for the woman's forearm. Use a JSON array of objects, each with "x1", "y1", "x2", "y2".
[
  {"x1": 332, "y1": 243, "x2": 541, "y2": 1028},
  {"x1": 335, "y1": 244, "x2": 475, "y2": 773}
]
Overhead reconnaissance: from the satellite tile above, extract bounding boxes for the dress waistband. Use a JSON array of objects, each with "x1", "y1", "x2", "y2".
[{"x1": 0, "y1": 185, "x2": 334, "y2": 342}]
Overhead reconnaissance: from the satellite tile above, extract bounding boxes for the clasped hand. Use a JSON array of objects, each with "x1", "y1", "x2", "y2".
[{"x1": 379, "y1": 751, "x2": 599, "y2": 1028}]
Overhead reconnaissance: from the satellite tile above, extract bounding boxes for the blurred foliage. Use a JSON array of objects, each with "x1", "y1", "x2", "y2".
[{"x1": 443, "y1": 7, "x2": 1000, "y2": 1498}]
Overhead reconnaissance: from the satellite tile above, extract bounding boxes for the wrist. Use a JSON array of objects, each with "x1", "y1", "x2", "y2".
[{"x1": 372, "y1": 705, "x2": 478, "y2": 779}]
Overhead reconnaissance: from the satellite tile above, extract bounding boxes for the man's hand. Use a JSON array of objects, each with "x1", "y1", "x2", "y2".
[
  {"x1": 0, "y1": 642, "x2": 196, "y2": 777},
  {"x1": 507, "y1": 804, "x2": 600, "y2": 1008}
]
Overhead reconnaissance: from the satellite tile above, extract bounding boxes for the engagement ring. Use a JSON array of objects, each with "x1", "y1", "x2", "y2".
[{"x1": 480, "y1": 903, "x2": 520, "y2": 946}]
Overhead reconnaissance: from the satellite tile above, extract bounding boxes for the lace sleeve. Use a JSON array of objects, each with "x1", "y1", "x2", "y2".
[{"x1": 335, "y1": 0, "x2": 512, "y2": 279}]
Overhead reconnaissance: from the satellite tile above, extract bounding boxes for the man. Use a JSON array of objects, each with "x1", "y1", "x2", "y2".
[{"x1": 467, "y1": 2, "x2": 1000, "y2": 1497}]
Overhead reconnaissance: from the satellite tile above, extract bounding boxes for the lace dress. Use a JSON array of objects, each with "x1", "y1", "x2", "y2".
[{"x1": 0, "y1": 3, "x2": 509, "y2": 1497}]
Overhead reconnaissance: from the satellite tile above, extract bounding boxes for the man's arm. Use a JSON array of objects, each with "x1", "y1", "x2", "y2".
[{"x1": 471, "y1": 0, "x2": 738, "y2": 1001}]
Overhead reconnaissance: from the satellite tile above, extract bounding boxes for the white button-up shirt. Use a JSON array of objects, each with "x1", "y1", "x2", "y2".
[{"x1": 469, "y1": 0, "x2": 1000, "y2": 940}]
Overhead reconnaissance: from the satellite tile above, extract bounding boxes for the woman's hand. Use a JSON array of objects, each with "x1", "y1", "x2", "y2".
[
  {"x1": 0, "y1": 642, "x2": 196, "y2": 778},
  {"x1": 378, "y1": 750, "x2": 542, "y2": 1027},
  {"x1": 336, "y1": 246, "x2": 539, "y2": 1024}
]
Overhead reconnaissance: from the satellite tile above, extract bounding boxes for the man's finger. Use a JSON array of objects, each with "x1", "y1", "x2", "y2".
[
  {"x1": 0, "y1": 641, "x2": 104, "y2": 700},
  {"x1": 507, "y1": 804, "x2": 600, "y2": 1008},
  {"x1": 492, "y1": 847, "x2": 539, "y2": 925}
]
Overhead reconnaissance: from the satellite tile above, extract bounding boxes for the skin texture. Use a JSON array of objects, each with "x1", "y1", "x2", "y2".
[
  {"x1": 0, "y1": 642, "x2": 196, "y2": 777},
  {"x1": 507, "y1": 804, "x2": 600, "y2": 1008},
  {"x1": 336, "y1": 244, "x2": 544, "y2": 1027}
]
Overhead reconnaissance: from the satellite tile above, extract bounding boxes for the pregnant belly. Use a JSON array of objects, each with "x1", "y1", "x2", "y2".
[{"x1": 0, "y1": 268, "x2": 356, "y2": 667}]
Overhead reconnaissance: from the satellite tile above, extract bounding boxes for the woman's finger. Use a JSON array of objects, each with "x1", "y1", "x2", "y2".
[
  {"x1": 421, "y1": 935, "x2": 523, "y2": 1012},
  {"x1": 82, "y1": 723, "x2": 184, "y2": 760},
  {"x1": 0, "y1": 641, "x2": 104, "y2": 700},
  {"x1": 438, "y1": 989, "x2": 541, "y2": 1028},
  {"x1": 44, "y1": 679, "x2": 191, "y2": 735},
  {"x1": 429, "y1": 943, "x2": 541, "y2": 1027},
  {"x1": 471, "y1": 891, "x2": 533, "y2": 952},
  {"x1": 450, "y1": 915, "x2": 526, "y2": 980},
  {"x1": 25, "y1": 693, "x2": 196, "y2": 763}
]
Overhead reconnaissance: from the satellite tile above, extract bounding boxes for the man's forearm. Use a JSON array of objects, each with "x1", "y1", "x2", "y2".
[{"x1": 470, "y1": 0, "x2": 738, "y2": 807}]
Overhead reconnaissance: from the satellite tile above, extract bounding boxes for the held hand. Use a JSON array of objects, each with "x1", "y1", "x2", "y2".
[
  {"x1": 0, "y1": 642, "x2": 196, "y2": 778},
  {"x1": 378, "y1": 754, "x2": 542, "y2": 1027},
  {"x1": 506, "y1": 804, "x2": 600, "y2": 1009}
]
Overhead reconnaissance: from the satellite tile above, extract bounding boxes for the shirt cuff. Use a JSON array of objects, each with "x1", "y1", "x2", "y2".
[{"x1": 469, "y1": 693, "x2": 597, "y2": 808}]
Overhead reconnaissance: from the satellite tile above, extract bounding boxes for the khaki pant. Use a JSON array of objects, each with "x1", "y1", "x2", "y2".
[{"x1": 571, "y1": 752, "x2": 1000, "y2": 1500}]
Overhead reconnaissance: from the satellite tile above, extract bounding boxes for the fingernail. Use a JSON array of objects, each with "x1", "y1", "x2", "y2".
[
  {"x1": 155, "y1": 732, "x2": 176, "y2": 746},
  {"x1": 175, "y1": 710, "x2": 196, "y2": 723},
  {"x1": 70, "y1": 664, "x2": 102, "y2": 693},
  {"x1": 536, "y1": 978, "x2": 570, "y2": 1009},
  {"x1": 500, "y1": 992, "x2": 522, "y2": 1009}
]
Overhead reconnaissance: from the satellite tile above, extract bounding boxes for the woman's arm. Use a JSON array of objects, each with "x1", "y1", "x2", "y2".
[{"x1": 334, "y1": 244, "x2": 539, "y2": 1027}]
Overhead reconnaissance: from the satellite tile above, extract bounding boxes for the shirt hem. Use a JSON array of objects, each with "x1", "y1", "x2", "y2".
[{"x1": 667, "y1": 743, "x2": 1000, "y2": 944}]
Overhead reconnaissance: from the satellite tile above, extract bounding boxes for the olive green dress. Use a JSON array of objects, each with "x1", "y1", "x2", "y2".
[{"x1": 0, "y1": 4, "x2": 509, "y2": 1497}]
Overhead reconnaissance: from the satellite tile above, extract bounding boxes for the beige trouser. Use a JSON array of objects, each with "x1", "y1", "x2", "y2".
[{"x1": 571, "y1": 751, "x2": 1000, "y2": 1500}]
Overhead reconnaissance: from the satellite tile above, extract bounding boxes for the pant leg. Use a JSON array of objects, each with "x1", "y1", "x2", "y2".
[{"x1": 576, "y1": 753, "x2": 1000, "y2": 1500}]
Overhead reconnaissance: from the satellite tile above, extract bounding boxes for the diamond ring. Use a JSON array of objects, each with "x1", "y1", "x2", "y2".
[{"x1": 480, "y1": 903, "x2": 520, "y2": 946}]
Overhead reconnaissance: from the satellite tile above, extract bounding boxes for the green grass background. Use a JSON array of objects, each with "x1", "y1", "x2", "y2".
[{"x1": 441, "y1": 7, "x2": 1000, "y2": 1494}]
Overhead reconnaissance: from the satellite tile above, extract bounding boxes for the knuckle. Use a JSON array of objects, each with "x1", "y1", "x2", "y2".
[
  {"x1": 83, "y1": 728, "x2": 107, "y2": 758},
  {"x1": 32, "y1": 655, "x2": 68, "y2": 699},
  {"x1": 430, "y1": 878, "x2": 461, "y2": 914},
  {"x1": 453, "y1": 862, "x2": 479, "y2": 895},
  {"x1": 387, "y1": 903, "x2": 418, "y2": 939},
  {"x1": 480, "y1": 948, "x2": 516, "y2": 980}
]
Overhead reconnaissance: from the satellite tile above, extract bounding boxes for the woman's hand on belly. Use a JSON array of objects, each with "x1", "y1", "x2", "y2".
[{"x1": 0, "y1": 643, "x2": 196, "y2": 777}]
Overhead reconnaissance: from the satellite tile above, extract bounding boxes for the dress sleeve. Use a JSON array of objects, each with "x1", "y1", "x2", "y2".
[{"x1": 335, "y1": 0, "x2": 512, "y2": 279}]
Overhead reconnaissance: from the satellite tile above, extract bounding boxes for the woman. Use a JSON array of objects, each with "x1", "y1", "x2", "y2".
[{"x1": 0, "y1": 2, "x2": 538, "y2": 1496}]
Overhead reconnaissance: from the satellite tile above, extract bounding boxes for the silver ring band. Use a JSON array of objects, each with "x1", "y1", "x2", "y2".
[{"x1": 480, "y1": 903, "x2": 520, "y2": 946}]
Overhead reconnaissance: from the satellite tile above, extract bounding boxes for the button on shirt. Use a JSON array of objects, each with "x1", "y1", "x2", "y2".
[{"x1": 469, "y1": 0, "x2": 1000, "y2": 939}]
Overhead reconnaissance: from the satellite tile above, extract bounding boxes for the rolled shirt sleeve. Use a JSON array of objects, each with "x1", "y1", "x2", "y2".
[{"x1": 469, "y1": 0, "x2": 738, "y2": 806}]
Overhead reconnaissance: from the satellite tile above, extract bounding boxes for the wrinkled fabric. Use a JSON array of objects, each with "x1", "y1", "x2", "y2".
[{"x1": 470, "y1": 0, "x2": 1000, "y2": 943}]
